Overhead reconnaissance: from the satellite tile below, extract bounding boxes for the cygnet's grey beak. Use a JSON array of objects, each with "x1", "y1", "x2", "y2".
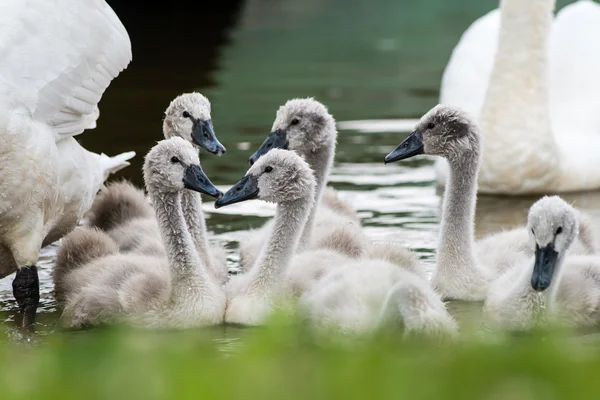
[
  {"x1": 384, "y1": 130, "x2": 424, "y2": 164},
  {"x1": 248, "y1": 129, "x2": 288, "y2": 166},
  {"x1": 215, "y1": 175, "x2": 259, "y2": 209},
  {"x1": 192, "y1": 119, "x2": 227, "y2": 156},
  {"x1": 531, "y1": 243, "x2": 559, "y2": 292},
  {"x1": 183, "y1": 165, "x2": 222, "y2": 199}
]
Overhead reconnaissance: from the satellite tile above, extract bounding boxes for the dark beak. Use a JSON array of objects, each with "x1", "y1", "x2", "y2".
[
  {"x1": 531, "y1": 243, "x2": 559, "y2": 292},
  {"x1": 384, "y1": 130, "x2": 424, "y2": 164},
  {"x1": 183, "y1": 165, "x2": 222, "y2": 199},
  {"x1": 192, "y1": 119, "x2": 226, "y2": 156},
  {"x1": 248, "y1": 129, "x2": 288, "y2": 165},
  {"x1": 214, "y1": 175, "x2": 259, "y2": 209}
]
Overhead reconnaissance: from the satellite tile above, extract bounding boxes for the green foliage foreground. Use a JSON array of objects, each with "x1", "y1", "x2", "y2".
[{"x1": 1, "y1": 314, "x2": 600, "y2": 400}]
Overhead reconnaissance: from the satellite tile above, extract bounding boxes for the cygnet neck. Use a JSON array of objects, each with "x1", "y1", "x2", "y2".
[
  {"x1": 161, "y1": 121, "x2": 211, "y2": 268},
  {"x1": 435, "y1": 146, "x2": 486, "y2": 296},
  {"x1": 180, "y1": 191, "x2": 212, "y2": 268},
  {"x1": 148, "y1": 186, "x2": 212, "y2": 302},
  {"x1": 249, "y1": 195, "x2": 314, "y2": 295},
  {"x1": 298, "y1": 136, "x2": 336, "y2": 250}
]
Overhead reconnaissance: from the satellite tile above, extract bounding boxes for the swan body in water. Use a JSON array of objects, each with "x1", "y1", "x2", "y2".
[
  {"x1": 0, "y1": 0, "x2": 134, "y2": 329},
  {"x1": 438, "y1": 0, "x2": 600, "y2": 194}
]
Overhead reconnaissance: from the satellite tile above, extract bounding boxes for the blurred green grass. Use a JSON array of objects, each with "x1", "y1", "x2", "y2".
[{"x1": 1, "y1": 313, "x2": 600, "y2": 400}]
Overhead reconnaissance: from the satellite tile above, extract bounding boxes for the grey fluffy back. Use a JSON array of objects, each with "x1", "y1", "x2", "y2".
[
  {"x1": 314, "y1": 225, "x2": 365, "y2": 259},
  {"x1": 54, "y1": 227, "x2": 119, "y2": 305},
  {"x1": 86, "y1": 181, "x2": 154, "y2": 231}
]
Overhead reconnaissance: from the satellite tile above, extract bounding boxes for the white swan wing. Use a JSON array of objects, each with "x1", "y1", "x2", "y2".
[
  {"x1": 549, "y1": 0, "x2": 600, "y2": 135},
  {"x1": 439, "y1": 9, "x2": 500, "y2": 117},
  {"x1": 0, "y1": 0, "x2": 131, "y2": 140}
]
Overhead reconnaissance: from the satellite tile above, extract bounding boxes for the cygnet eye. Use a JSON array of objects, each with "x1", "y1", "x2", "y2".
[
  {"x1": 290, "y1": 118, "x2": 300, "y2": 126},
  {"x1": 556, "y1": 226, "x2": 563, "y2": 235},
  {"x1": 171, "y1": 156, "x2": 180, "y2": 164},
  {"x1": 531, "y1": 228, "x2": 535, "y2": 235},
  {"x1": 427, "y1": 122, "x2": 435, "y2": 129},
  {"x1": 265, "y1": 166, "x2": 273, "y2": 173},
  {"x1": 182, "y1": 111, "x2": 190, "y2": 118}
]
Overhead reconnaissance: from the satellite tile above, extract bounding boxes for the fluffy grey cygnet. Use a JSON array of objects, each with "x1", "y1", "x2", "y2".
[
  {"x1": 385, "y1": 104, "x2": 597, "y2": 301},
  {"x1": 239, "y1": 99, "x2": 361, "y2": 271},
  {"x1": 54, "y1": 137, "x2": 226, "y2": 328},
  {"x1": 484, "y1": 196, "x2": 600, "y2": 331},
  {"x1": 85, "y1": 93, "x2": 228, "y2": 285},
  {"x1": 215, "y1": 148, "x2": 316, "y2": 325}
]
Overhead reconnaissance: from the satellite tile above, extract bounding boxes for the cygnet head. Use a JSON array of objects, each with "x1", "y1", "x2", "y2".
[
  {"x1": 216, "y1": 149, "x2": 316, "y2": 208},
  {"x1": 384, "y1": 104, "x2": 480, "y2": 164},
  {"x1": 248, "y1": 98, "x2": 336, "y2": 165},
  {"x1": 527, "y1": 196, "x2": 579, "y2": 292},
  {"x1": 163, "y1": 92, "x2": 226, "y2": 156},
  {"x1": 143, "y1": 137, "x2": 222, "y2": 198}
]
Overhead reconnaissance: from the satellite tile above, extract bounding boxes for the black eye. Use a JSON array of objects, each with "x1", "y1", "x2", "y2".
[
  {"x1": 290, "y1": 118, "x2": 300, "y2": 126},
  {"x1": 265, "y1": 166, "x2": 273, "y2": 173},
  {"x1": 171, "y1": 156, "x2": 180, "y2": 164},
  {"x1": 427, "y1": 122, "x2": 435, "y2": 129},
  {"x1": 531, "y1": 228, "x2": 535, "y2": 235},
  {"x1": 182, "y1": 111, "x2": 190, "y2": 118},
  {"x1": 556, "y1": 226, "x2": 563, "y2": 235}
]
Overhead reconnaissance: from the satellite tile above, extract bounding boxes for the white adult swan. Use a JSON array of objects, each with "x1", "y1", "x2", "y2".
[
  {"x1": 0, "y1": 0, "x2": 134, "y2": 329},
  {"x1": 484, "y1": 196, "x2": 600, "y2": 331},
  {"x1": 238, "y1": 98, "x2": 360, "y2": 270},
  {"x1": 385, "y1": 105, "x2": 596, "y2": 301},
  {"x1": 54, "y1": 138, "x2": 226, "y2": 328},
  {"x1": 215, "y1": 149, "x2": 316, "y2": 325},
  {"x1": 438, "y1": 0, "x2": 600, "y2": 194},
  {"x1": 85, "y1": 93, "x2": 229, "y2": 284}
]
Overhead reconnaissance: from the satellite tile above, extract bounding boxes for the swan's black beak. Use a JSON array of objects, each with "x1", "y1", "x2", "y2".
[
  {"x1": 384, "y1": 130, "x2": 424, "y2": 164},
  {"x1": 183, "y1": 165, "x2": 222, "y2": 199},
  {"x1": 531, "y1": 243, "x2": 559, "y2": 292},
  {"x1": 192, "y1": 119, "x2": 226, "y2": 156},
  {"x1": 215, "y1": 175, "x2": 259, "y2": 209},
  {"x1": 248, "y1": 129, "x2": 288, "y2": 165}
]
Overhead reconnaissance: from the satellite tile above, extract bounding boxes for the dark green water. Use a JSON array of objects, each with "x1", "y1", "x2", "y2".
[{"x1": 1, "y1": 0, "x2": 598, "y2": 335}]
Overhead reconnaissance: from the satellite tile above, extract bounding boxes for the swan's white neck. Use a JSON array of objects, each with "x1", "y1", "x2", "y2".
[
  {"x1": 249, "y1": 196, "x2": 314, "y2": 295},
  {"x1": 478, "y1": 0, "x2": 559, "y2": 192},
  {"x1": 298, "y1": 138, "x2": 336, "y2": 251},
  {"x1": 180, "y1": 191, "x2": 212, "y2": 268},
  {"x1": 433, "y1": 150, "x2": 488, "y2": 300},
  {"x1": 150, "y1": 188, "x2": 212, "y2": 302}
]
